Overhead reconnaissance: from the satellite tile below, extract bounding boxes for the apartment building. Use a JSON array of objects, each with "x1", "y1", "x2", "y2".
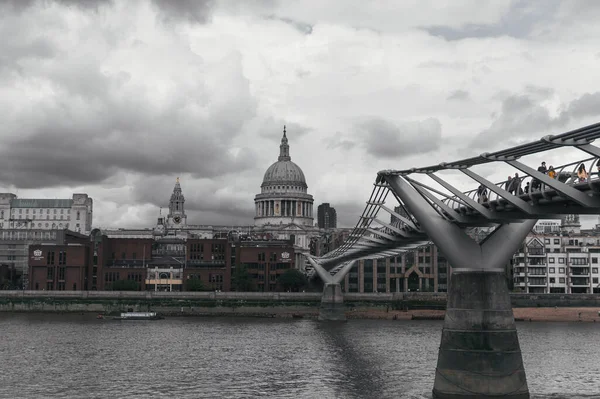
[{"x1": 513, "y1": 234, "x2": 600, "y2": 294}]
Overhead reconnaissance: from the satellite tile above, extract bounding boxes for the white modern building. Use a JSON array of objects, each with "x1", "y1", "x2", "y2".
[
  {"x1": 0, "y1": 193, "x2": 93, "y2": 234},
  {"x1": 513, "y1": 234, "x2": 600, "y2": 294},
  {"x1": 533, "y1": 220, "x2": 561, "y2": 234}
]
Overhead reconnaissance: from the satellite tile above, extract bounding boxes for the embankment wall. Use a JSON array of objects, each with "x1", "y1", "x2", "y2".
[{"x1": 0, "y1": 291, "x2": 598, "y2": 316}]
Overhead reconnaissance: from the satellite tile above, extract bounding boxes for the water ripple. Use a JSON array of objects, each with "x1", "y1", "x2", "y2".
[{"x1": 0, "y1": 314, "x2": 598, "y2": 398}]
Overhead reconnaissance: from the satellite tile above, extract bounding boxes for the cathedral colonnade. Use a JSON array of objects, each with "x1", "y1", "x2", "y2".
[{"x1": 256, "y1": 200, "x2": 313, "y2": 218}]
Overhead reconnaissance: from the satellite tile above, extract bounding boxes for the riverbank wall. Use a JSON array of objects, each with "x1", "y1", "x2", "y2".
[{"x1": 1, "y1": 291, "x2": 599, "y2": 318}]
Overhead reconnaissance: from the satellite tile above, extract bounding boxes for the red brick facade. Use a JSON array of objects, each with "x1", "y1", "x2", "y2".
[
  {"x1": 29, "y1": 244, "x2": 90, "y2": 291},
  {"x1": 236, "y1": 242, "x2": 295, "y2": 292},
  {"x1": 95, "y1": 236, "x2": 152, "y2": 291},
  {"x1": 184, "y1": 238, "x2": 231, "y2": 291}
]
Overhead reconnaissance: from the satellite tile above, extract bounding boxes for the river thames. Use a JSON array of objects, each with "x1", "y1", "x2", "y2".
[{"x1": 0, "y1": 314, "x2": 598, "y2": 398}]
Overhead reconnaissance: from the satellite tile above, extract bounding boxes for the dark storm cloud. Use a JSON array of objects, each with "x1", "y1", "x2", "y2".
[
  {"x1": 132, "y1": 176, "x2": 256, "y2": 224},
  {"x1": 568, "y1": 92, "x2": 600, "y2": 119},
  {"x1": 356, "y1": 117, "x2": 442, "y2": 158},
  {"x1": 0, "y1": 0, "x2": 113, "y2": 11},
  {"x1": 0, "y1": 21, "x2": 258, "y2": 189},
  {"x1": 325, "y1": 132, "x2": 356, "y2": 151},
  {"x1": 267, "y1": 15, "x2": 313, "y2": 34},
  {"x1": 151, "y1": 0, "x2": 215, "y2": 24},
  {"x1": 422, "y1": 0, "x2": 561, "y2": 40},
  {"x1": 470, "y1": 94, "x2": 569, "y2": 148},
  {"x1": 447, "y1": 90, "x2": 470, "y2": 101},
  {"x1": 470, "y1": 91, "x2": 600, "y2": 149}
]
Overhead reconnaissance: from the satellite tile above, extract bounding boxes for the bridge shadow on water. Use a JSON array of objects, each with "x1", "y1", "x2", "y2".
[{"x1": 316, "y1": 321, "x2": 391, "y2": 399}]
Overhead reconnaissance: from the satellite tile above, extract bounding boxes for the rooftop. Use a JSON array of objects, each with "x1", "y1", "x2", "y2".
[{"x1": 10, "y1": 199, "x2": 73, "y2": 208}]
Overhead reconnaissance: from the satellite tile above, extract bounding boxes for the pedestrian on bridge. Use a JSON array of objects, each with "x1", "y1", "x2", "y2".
[
  {"x1": 476, "y1": 184, "x2": 488, "y2": 203},
  {"x1": 577, "y1": 163, "x2": 589, "y2": 182}
]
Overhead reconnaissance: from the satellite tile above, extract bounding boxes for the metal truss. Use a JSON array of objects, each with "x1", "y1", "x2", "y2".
[{"x1": 307, "y1": 122, "x2": 600, "y2": 281}]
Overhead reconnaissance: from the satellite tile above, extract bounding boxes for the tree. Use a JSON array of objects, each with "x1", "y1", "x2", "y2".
[
  {"x1": 278, "y1": 269, "x2": 307, "y2": 292},
  {"x1": 111, "y1": 279, "x2": 139, "y2": 291},
  {"x1": 185, "y1": 277, "x2": 204, "y2": 292},
  {"x1": 232, "y1": 264, "x2": 254, "y2": 291}
]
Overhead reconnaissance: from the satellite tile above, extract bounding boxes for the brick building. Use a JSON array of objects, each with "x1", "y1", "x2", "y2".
[
  {"x1": 184, "y1": 238, "x2": 232, "y2": 291},
  {"x1": 28, "y1": 231, "x2": 91, "y2": 291},
  {"x1": 236, "y1": 240, "x2": 295, "y2": 292},
  {"x1": 94, "y1": 231, "x2": 152, "y2": 291}
]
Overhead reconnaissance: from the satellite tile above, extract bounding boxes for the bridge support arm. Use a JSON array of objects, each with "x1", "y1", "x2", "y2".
[{"x1": 307, "y1": 256, "x2": 356, "y2": 321}]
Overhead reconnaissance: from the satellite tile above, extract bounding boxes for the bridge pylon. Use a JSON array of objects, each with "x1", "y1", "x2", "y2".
[
  {"x1": 306, "y1": 257, "x2": 356, "y2": 321},
  {"x1": 385, "y1": 175, "x2": 532, "y2": 399}
]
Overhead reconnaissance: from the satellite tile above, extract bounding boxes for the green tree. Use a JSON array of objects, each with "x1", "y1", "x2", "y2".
[
  {"x1": 278, "y1": 269, "x2": 307, "y2": 292},
  {"x1": 185, "y1": 277, "x2": 205, "y2": 292},
  {"x1": 232, "y1": 264, "x2": 254, "y2": 291},
  {"x1": 111, "y1": 279, "x2": 139, "y2": 291}
]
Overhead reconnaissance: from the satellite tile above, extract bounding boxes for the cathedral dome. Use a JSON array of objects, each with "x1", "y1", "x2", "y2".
[
  {"x1": 262, "y1": 160, "x2": 306, "y2": 187},
  {"x1": 260, "y1": 126, "x2": 307, "y2": 189}
]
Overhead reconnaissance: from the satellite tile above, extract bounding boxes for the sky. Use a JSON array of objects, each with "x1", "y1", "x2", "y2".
[{"x1": 1, "y1": 0, "x2": 600, "y2": 229}]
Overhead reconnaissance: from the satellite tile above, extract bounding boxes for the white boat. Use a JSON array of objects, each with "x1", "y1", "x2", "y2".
[{"x1": 112, "y1": 312, "x2": 164, "y2": 320}]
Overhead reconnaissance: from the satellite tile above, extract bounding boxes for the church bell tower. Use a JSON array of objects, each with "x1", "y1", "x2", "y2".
[{"x1": 167, "y1": 177, "x2": 187, "y2": 228}]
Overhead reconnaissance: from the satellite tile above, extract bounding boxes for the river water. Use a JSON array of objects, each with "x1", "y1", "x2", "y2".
[{"x1": 0, "y1": 314, "x2": 598, "y2": 399}]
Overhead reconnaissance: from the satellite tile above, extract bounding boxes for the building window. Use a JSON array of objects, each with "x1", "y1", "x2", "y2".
[
  {"x1": 73, "y1": 283, "x2": 77, "y2": 290},
  {"x1": 593, "y1": 278, "x2": 599, "y2": 284},
  {"x1": 46, "y1": 282, "x2": 53, "y2": 290},
  {"x1": 559, "y1": 267, "x2": 565, "y2": 273},
  {"x1": 47, "y1": 267, "x2": 54, "y2": 279},
  {"x1": 549, "y1": 277, "x2": 555, "y2": 283},
  {"x1": 549, "y1": 258, "x2": 555, "y2": 263},
  {"x1": 122, "y1": 252, "x2": 126, "y2": 259},
  {"x1": 592, "y1": 268, "x2": 598, "y2": 273},
  {"x1": 559, "y1": 278, "x2": 565, "y2": 283},
  {"x1": 132, "y1": 252, "x2": 137, "y2": 260},
  {"x1": 544, "y1": 239, "x2": 550, "y2": 244},
  {"x1": 593, "y1": 258, "x2": 598, "y2": 264},
  {"x1": 549, "y1": 267, "x2": 555, "y2": 273},
  {"x1": 58, "y1": 267, "x2": 65, "y2": 280},
  {"x1": 76, "y1": 211, "x2": 80, "y2": 220},
  {"x1": 559, "y1": 258, "x2": 565, "y2": 264},
  {"x1": 46, "y1": 251, "x2": 55, "y2": 265},
  {"x1": 58, "y1": 282, "x2": 65, "y2": 291},
  {"x1": 554, "y1": 239, "x2": 560, "y2": 244}
]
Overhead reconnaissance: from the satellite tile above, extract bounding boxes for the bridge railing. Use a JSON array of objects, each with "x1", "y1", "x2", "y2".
[{"x1": 438, "y1": 155, "x2": 600, "y2": 216}]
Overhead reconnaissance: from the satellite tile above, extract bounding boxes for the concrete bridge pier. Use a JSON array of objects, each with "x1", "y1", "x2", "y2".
[
  {"x1": 385, "y1": 175, "x2": 535, "y2": 399},
  {"x1": 432, "y1": 268, "x2": 529, "y2": 399},
  {"x1": 306, "y1": 257, "x2": 357, "y2": 322},
  {"x1": 319, "y1": 283, "x2": 346, "y2": 321}
]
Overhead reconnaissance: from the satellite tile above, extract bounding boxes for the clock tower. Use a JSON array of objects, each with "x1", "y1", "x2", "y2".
[{"x1": 166, "y1": 177, "x2": 187, "y2": 228}]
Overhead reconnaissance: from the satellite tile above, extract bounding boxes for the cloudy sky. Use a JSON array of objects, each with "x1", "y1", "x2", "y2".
[{"x1": 1, "y1": 0, "x2": 600, "y2": 229}]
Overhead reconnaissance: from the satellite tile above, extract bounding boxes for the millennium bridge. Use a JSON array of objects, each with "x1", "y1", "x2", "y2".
[{"x1": 307, "y1": 122, "x2": 600, "y2": 399}]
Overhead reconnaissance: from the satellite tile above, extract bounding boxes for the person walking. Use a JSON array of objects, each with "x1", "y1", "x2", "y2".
[{"x1": 577, "y1": 163, "x2": 589, "y2": 182}]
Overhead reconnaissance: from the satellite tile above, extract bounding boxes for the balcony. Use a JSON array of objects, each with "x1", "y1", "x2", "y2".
[
  {"x1": 570, "y1": 272, "x2": 589, "y2": 277},
  {"x1": 152, "y1": 250, "x2": 186, "y2": 256},
  {"x1": 186, "y1": 259, "x2": 226, "y2": 268},
  {"x1": 106, "y1": 259, "x2": 146, "y2": 268},
  {"x1": 570, "y1": 278, "x2": 590, "y2": 286},
  {"x1": 528, "y1": 281, "x2": 547, "y2": 287}
]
